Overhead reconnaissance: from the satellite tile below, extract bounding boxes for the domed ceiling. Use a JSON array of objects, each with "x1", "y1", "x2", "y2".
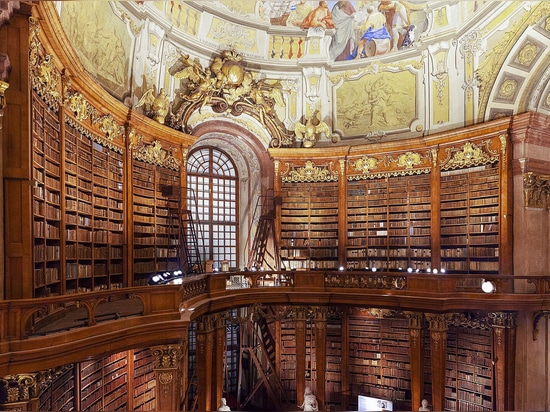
[{"x1": 55, "y1": 1, "x2": 550, "y2": 147}]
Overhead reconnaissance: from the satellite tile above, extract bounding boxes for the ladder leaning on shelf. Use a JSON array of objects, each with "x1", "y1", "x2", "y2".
[
  {"x1": 180, "y1": 210, "x2": 203, "y2": 274},
  {"x1": 248, "y1": 214, "x2": 279, "y2": 270}
]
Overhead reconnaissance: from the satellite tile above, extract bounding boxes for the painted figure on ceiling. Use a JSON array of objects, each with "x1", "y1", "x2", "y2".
[
  {"x1": 379, "y1": 0, "x2": 411, "y2": 51},
  {"x1": 300, "y1": 1, "x2": 335, "y2": 29},
  {"x1": 329, "y1": 1, "x2": 357, "y2": 61},
  {"x1": 286, "y1": 1, "x2": 315, "y2": 27},
  {"x1": 350, "y1": 5, "x2": 391, "y2": 59}
]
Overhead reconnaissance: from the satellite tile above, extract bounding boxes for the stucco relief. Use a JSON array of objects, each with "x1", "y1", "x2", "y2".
[
  {"x1": 59, "y1": 2, "x2": 131, "y2": 99},
  {"x1": 334, "y1": 70, "x2": 416, "y2": 137}
]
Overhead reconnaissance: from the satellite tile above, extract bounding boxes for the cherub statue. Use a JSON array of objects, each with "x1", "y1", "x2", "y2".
[
  {"x1": 294, "y1": 110, "x2": 330, "y2": 148},
  {"x1": 135, "y1": 87, "x2": 170, "y2": 124}
]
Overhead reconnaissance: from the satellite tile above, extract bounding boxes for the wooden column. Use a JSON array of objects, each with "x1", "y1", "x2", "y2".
[
  {"x1": 341, "y1": 310, "x2": 350, "y2": 410},
  {"x1": 0, "y1": 59, "x2": 8, "y2": 300},
  {"x1": 314, "y1": 307, "x2": 327, "y2": 410},
  {"x1": 407, "y1": 312, "x2": 425, "y2": 411},
  {"x1": 212, "y1": 314, "x2": 226, "y2": 410},
  {"x1": 295, "y1": 307, "x2": 307, "y2": 408},
  {"x1": 338, "y1": 158, "x2": 346, "y2": 268},
  {"x1": 431, "y1": 147, "x2": 441, "y2": 271},
  {"x1": 1, "y1": 5, "x2": 33, "y2": 299},
  {"x1": 490, "y1": 312, "x2": 516, "y2": 411},
  {"x1": 151, "y1": 344, "x2": 184, "y2": 412},
  {"x1": 426, "y1": 313, "x2": 449, "y2": 412},
  {"x1": 196, "y1": 316, "x2": 215, "y2": 412}
]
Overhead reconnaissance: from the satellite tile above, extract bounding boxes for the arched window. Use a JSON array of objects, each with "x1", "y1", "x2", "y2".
[{"x1": 187, "y1": 147, "x2": 238, "y2": 270}]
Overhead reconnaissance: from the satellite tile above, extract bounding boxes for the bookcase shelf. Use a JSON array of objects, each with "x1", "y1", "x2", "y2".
[
  {"x1": 440, "y1": 164, "x2": 500, "y2": 274},
  {"x1": 346, "y1": 174, "x2": 432, "y2": 271},
  {"x1": 64, "y1": 122, "x2": 125, "y2": 294},
  {"x1": 347, "y1": 312, "x2": 412, "y2": 411},
  {"x1": 279, "y1": 318, "x2": 298, "y2": 402},
  {"x1": 32, "y1": 93, "x2": 62, "y2": 297},
  {"x1": 132, "y1": 160, "x2": 181, "y2": 286},
  {"x1": 279, "y1": 182, "x2": 339, "y2": 270},
  {"x1": 444, "y1": 326, "x2": 494, "y2": 411}
]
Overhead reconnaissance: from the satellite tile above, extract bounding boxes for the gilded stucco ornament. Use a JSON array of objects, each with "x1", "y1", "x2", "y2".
[
  {"x1": 293, "y1": 110, "x2": 330, "y2": 148},
  {"x1": 135, "y1": 87, "x2": 170, "y2": 124},
  {"x1": 131, "y1": 139, "x2": 180, "y2": 171},
  {"x1": 168, "y1": 49, "x2": 292, "y2": 147},
  {"x1": 352, "y1": 155, "x2": 378, "y2": 175},
  {"x1": 0, "y1": 80, "x2": 8, "y2": 110},
  {"x1": 396, "y1": 151, "x2": 422, "y2": 169},
  {"x1": 92, "y1": 114, "x2": 124, "y2": 142},
  {"x1": 281, "y1": 160, "x2": 338, "y2": 183},
  {"x1": 29, "y1": 17, "x2": 62, "y2": 110},
  {"x1": 68, "y1": 92, "x2": 90, "y2": 121},
  {"x1": 440, "y1": 140, "x2": 497, "y2": 171}
]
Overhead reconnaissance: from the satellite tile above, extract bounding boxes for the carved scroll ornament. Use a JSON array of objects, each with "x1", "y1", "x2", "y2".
[{"x1": 523, "y1": 172, "x2": 550, "y2": 209}]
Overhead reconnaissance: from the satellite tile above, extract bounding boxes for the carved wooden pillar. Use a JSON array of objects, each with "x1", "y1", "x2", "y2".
[
  {"x1": 314, "y1": 307, "x2": 327, "y2": 410},
  {"x1": 0, "y1": 373, "x2": 38, "y2": 411},
  {"x1": 430, "y1": 147, "x2": 441, "y2": 270},
  {"x1": 490, "y1": 312, "x2": 516, "y2": 411},
  {"x1": 196, "y1": 316, "x2": 215, "y2": 411},
  {"x1": 426, "y1": 313, "x2": 450, "y2": 412},
  {"x1": 0, "y1": 53, "x2": 9, "y2": 300},
  {"x1": 212, "y1": 313, "x2": 226, "y2": 410},
  {"x1": 338, "y1": 159, "x2": 346, "y2": 268},
  {"x1": 151, "y1": 344, "x2": 184, "y2": 412},
  {"x1": 295, "y1": 306, "x2": 307, "y2": 408},
  {"x1": 341, "y1": 310, "x2": 350, "y2": 410},
  {"x1": 407, "y1": 312, "x2": 425, "y2": 411}
]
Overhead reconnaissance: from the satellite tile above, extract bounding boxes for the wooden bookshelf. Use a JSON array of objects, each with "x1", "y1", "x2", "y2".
[
  {"x1": 279, "y1": 182, "x2": 339, "y2": 270},
  {"x1": 445, "y1": 326, "x2": 494, "y2": 411},
  {"x1": 347, "y1": 312, "x2": 412, "y2": 411},
  {"x1": 132, "y1": 159, "x2": 181, "y2": 286},
  {"x1": 345, "y1": 174, "x2": 431, "y2": 271},
  {"x1": 32, "y1": 93, "x2": 62, "y2": 297},
  {"x1": 440, "y1": 164, "x2": 500, "y2": 274},
  {"x1": 133, "y1": 348, "x2": 156, "y2": 411},
  {"x1": 279, "y1": 318, "x2": 297, "y2": 402},
  {"x1": 38, "y1": 367, "x2": 75, "y2": 411},
  {"x1": 64, "y1": 121, "x2": 125, "y2": 294},
  {"x1": 325, "y1": 317, "x2": 343, "y2": 409}
]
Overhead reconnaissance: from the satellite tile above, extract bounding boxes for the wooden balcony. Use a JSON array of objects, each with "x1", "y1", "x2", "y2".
[{"x1": 1, "y1": 271, "x2": 548, "y2": 374}]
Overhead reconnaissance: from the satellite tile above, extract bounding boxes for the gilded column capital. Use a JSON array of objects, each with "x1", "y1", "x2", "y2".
[
  {"x1": 0, "y1": 374, "x2": 37, "y2": 404},
  {"x1": 523, "y1": 172, "x2": 550, "y2": 209},
  {"x1": 151, "y1": 345, "x2": 184, "y2": 369}
]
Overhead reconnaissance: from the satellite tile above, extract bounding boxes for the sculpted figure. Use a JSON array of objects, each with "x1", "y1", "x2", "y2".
[{"x1": 298, "y1": 387, "x2": 319, "y2": 411}]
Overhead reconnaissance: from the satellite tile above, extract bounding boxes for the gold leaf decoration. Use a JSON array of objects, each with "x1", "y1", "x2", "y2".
[
  {"x1": 65, "y1": 116, "x2": 123, "y2": 153},
  {"x1": 68, "y1": 92, "x2": 90, "y2": 121},
  {"x1": 92, "y1": 114, "x2": 124, "y2": 142},
  {"x1": 281, "y1": 160, "x2": 338, "y2": 183},
  {"x1": 352, "y1": 155, "x2": 378, "y2": 174},
  {"x1": 132, "y1": 139, "x2": 180, "y2": 170},
  {"x1": 29, "y1": 17, "x2": 62, "y2": 110},
  {"x1": 396, "y1": 151, "x2": 422, "y2": 169},
  {"x1": 440, "y1": 141, "x2": 497, "y2": 170}
]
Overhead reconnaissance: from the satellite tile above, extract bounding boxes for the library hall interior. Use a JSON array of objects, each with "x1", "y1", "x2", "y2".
[{"x1": 2, "y1": 0, "x2": 550, "y2": 411}]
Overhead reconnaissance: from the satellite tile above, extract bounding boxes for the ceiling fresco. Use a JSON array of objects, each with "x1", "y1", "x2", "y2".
[{"x1": 55, "y1": 1, "x2": 550, "y2": 147}]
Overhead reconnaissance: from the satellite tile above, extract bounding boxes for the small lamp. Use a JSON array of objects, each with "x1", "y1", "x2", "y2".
[{"x1": 481, "y1": 279, "x2": 496, "y2": 293}]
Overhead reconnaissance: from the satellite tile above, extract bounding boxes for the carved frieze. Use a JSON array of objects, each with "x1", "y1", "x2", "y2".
[{"x1": 439, "y1": 140, "x2": 499, "y2": 171}]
